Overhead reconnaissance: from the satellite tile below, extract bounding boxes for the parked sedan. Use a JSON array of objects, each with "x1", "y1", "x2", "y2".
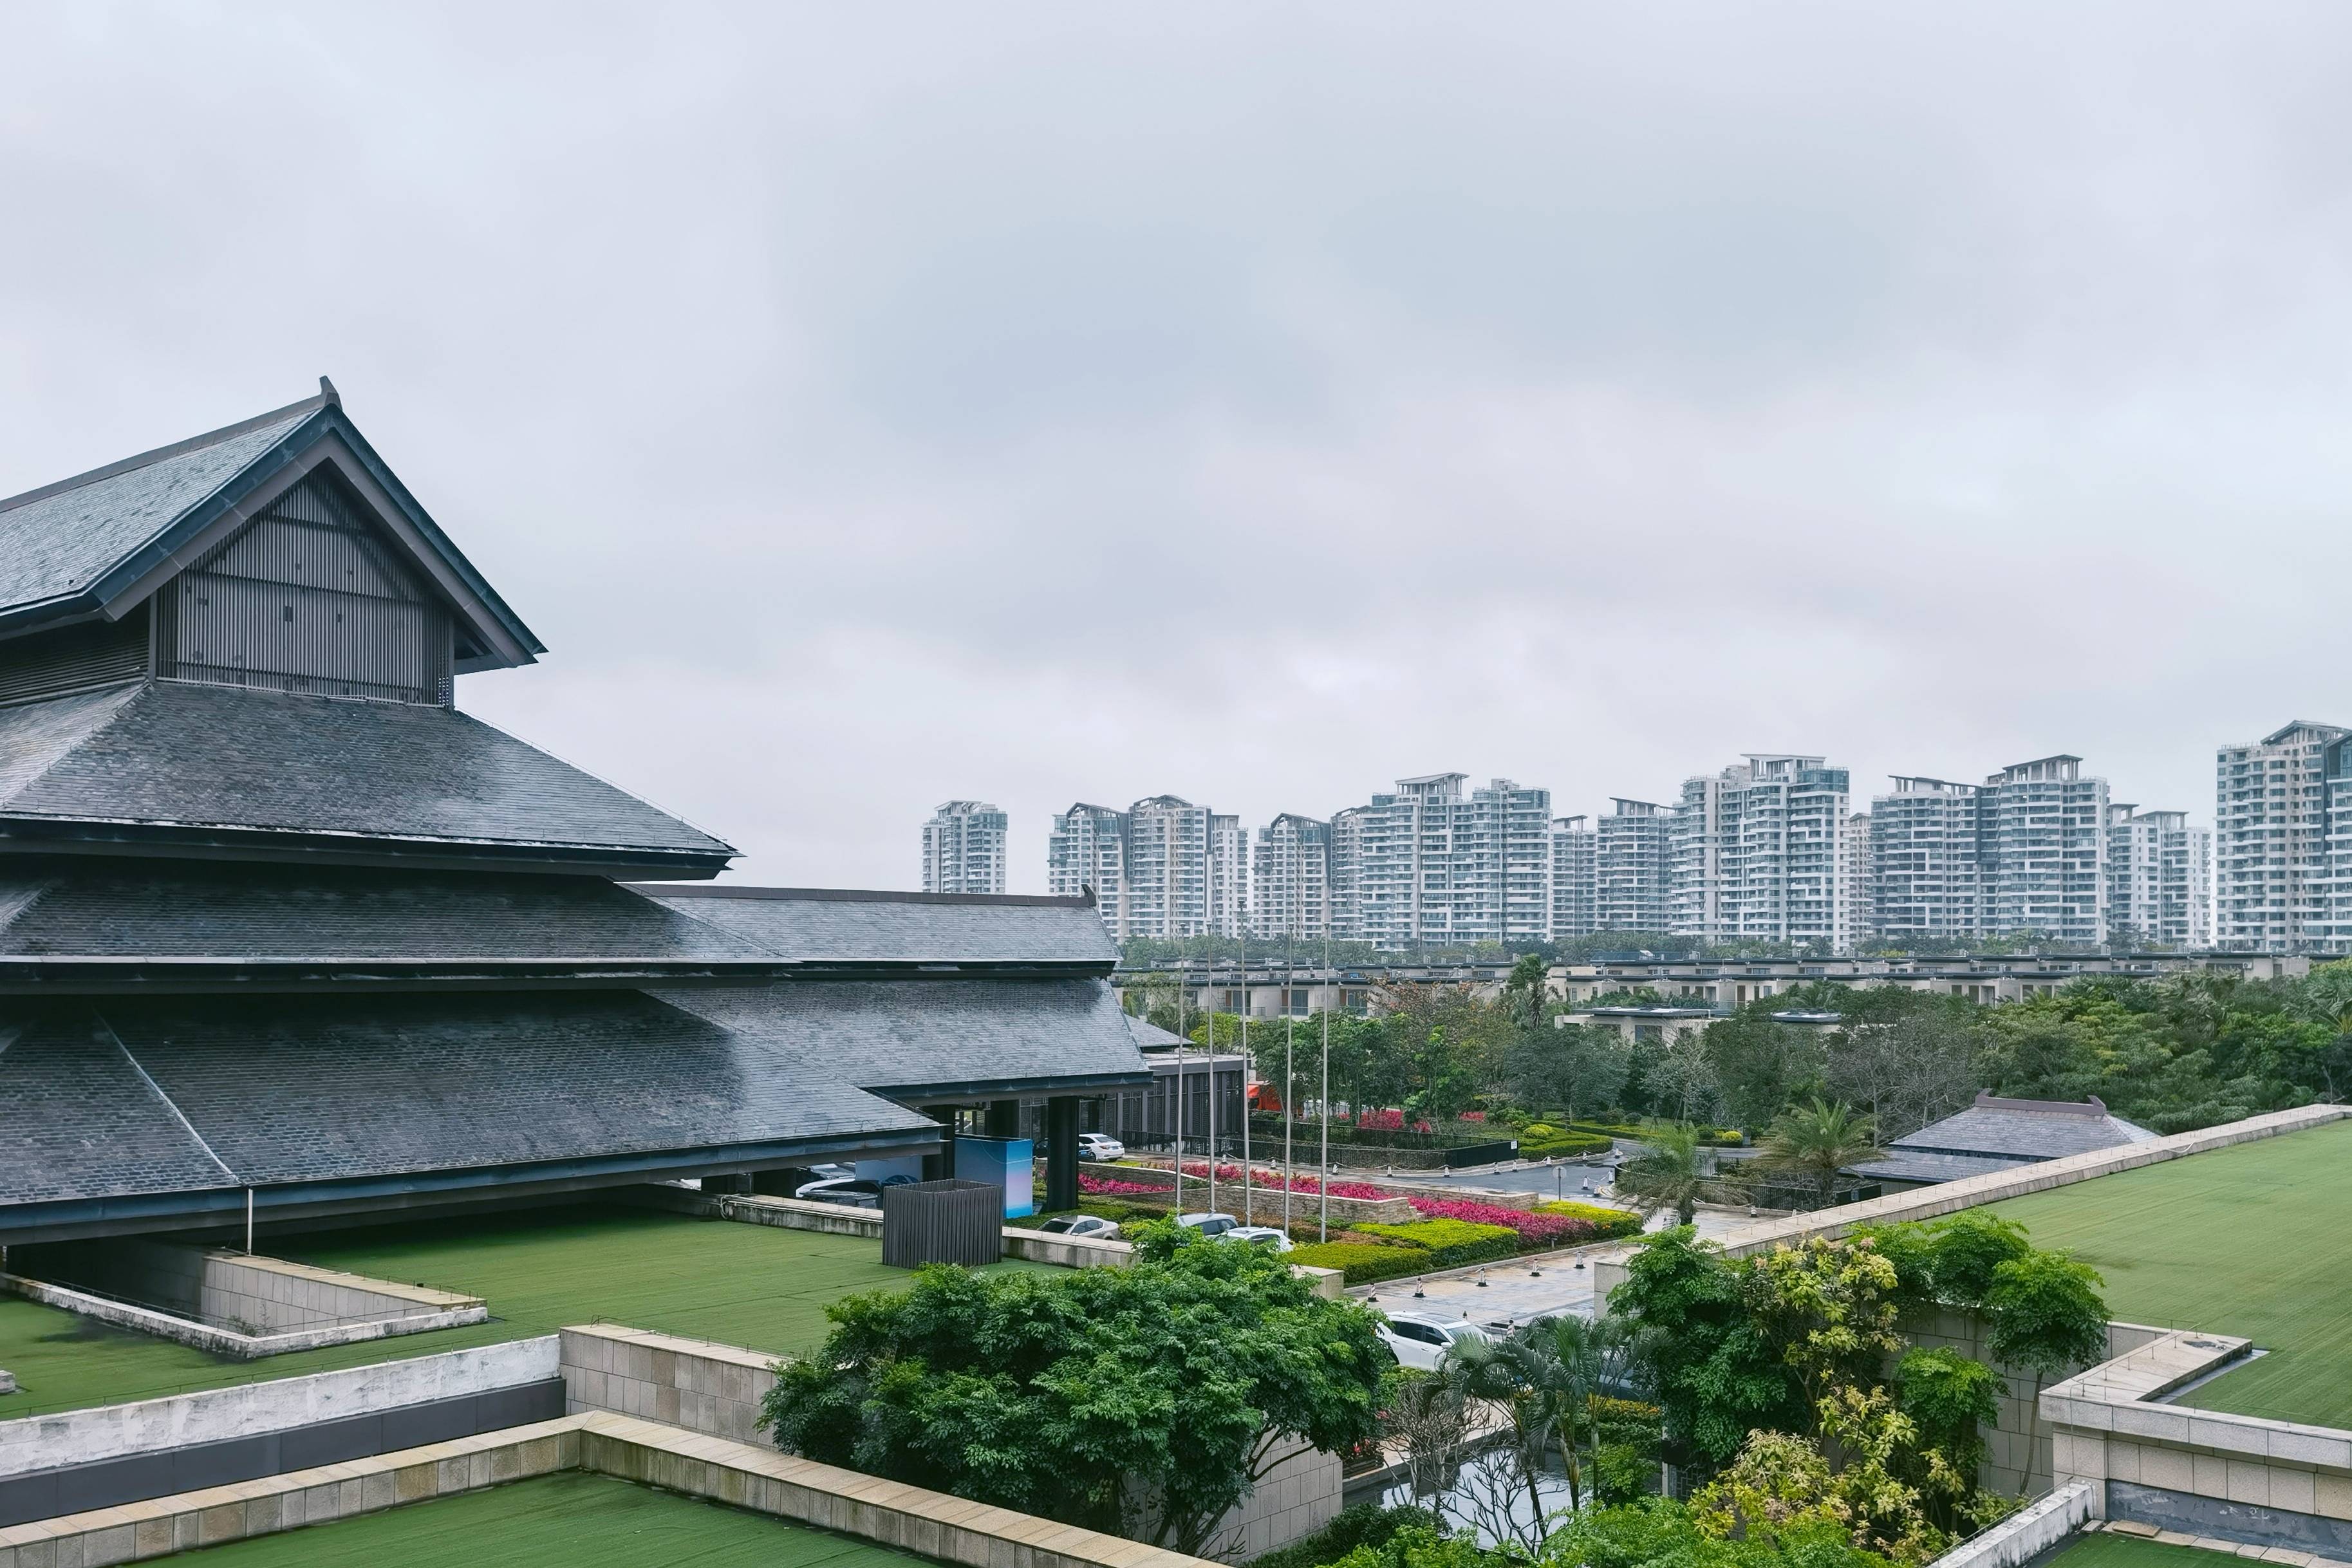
[
  {"x1": 793, "y1": 1175, "x2": 913, "y2": 1209},
  {"x1": 1221, "y1": 1226, "x2": 1294, "y2": 1253},
  {"x1": 1076, "y1": 1132, "x2": 1126, "y2": 1161},
  {"x1": 1174, "y1": 1211, "x2": 1240, "y2": 1238},
  {"x1": 1373, "y1": 1312, "x2": 1489, "y2": 1372},
  {"x1": 1034, "y1": 1213, "x2": 1122, "y2": 1239}
]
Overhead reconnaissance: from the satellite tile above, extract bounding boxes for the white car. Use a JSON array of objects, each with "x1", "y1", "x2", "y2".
[
  {"x1": 1174, "y1": 1211, "x2": 1240, "y2": 1237},
  {"x1": 1076, "y1": 1133, "x2": 1126, "y2": 1161},
  {"x1": 793, "y1": 1175, "x2": 913, "y2": 1209},
  {"x1": 1222, "y1": 1226, "x2": 1293, "y2": 1252},
  {"x1": 1375, "y1": 1312, "x2": 1490, "y2": 1372},
  {"x1": 1035, "y1": 1214, "x2": 1121, "y2": 1239}
]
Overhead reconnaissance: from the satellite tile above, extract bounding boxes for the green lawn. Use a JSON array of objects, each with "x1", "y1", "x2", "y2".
[
  {"x1": 1986, "y1": 1118, "x2": 2352, "y2": 1429},
  {"x1": 2047, "y1": 1530, "x2": 2246, "y2": 1568},
  {"x1": 160, "y1": 1471, "x2": 929, "y2": 1567},
  {"x1": 0, "y1": 1204, "x2": 1047, "y2": 1419}
]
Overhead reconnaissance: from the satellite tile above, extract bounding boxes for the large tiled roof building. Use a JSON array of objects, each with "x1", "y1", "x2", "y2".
[{"x1": 0, "y1": 382, "x2": 1144, "y2": 1245}]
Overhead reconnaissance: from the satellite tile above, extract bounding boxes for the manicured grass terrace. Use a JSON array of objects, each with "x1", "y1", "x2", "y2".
[
  {"x1": 158, "y1": 1471, "x2": 930, "y2": 1568},
  {"x1": 2045, "y1": 1531, "x2": 2248, "y2": 1568},
  {"x1": 1985, "y1": 1117, "x2": 2352, "y2": 1430},
  {"x1": 0, "y1": 1202, "x2": 1049, "y2": 1418}
]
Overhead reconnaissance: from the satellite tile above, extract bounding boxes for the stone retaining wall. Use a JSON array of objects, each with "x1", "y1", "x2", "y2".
[
  {"x1": 1924, "y1": 1480, "x2": 2096, "y2": 1568},
  {"x1": 0, "y1": 1274, "x2": 483, "y2": 1362},
  {"x1": 0, "y1": 1411, "x2": 1225, "y2": 1568},
  {"x1": 0, "y1": 1338, "x2": 559, "y2": 1480}
]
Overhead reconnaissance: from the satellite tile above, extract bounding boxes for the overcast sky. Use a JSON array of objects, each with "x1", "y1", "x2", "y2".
[{"x1": 5, "y1": 5, "x2": 2349, "y2": 891}]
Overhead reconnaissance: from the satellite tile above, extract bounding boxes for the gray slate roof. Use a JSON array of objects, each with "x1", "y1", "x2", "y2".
[
  {"x1": 657, "y1": 976, "x2": 1150, "y2": 1098},
  {"x1": 0, "y1": 863, "x2": 778, "y2": 977},
  {"x1": 1847, "y1": 1094, "x2": 2155, "y2": 1185},
  {"x1": 0, "y1": 681, "x2": 733, "y2": 872},
  {"x1": 0, "y1": 407, "x2": 312, "y2": 615},
  {"x1": 0, "y1": 1011, "x2": 238, "y2": 1203},
  {"x1": 0, "y1": 993, "x2": 939, "y2": 1211},
  {"x1": 638, "y1": 886, "x2": 1114, "y2": 967}
]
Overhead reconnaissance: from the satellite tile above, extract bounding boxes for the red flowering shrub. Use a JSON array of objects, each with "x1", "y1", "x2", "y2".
[
  {"x1": 1355, "y1": 1109, "x2": 1405, "y2": 1132},
  {"x1": 1405, "y1": 1195, "x2": 1609, "y2": 1250}
]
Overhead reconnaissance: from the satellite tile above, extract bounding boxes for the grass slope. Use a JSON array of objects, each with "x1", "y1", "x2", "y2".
[
  {"x1": 1986, "y1": 1118, "x2": 2352, "y2": 1429},
  {"x1": 0, "y1": 1204, "x2": 1046, "y2": 1419},
  {"x1": 2048, "y1": 1531, "x2": 2250, "y2": 1568},
  {"x1": 163, "y1": 1471, "x2": 927, "y2": 1567}
]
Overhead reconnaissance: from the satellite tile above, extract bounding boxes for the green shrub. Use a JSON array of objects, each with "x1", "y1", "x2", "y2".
[
  {"x1": 1534, "y1": 1200, "x2": 1643, "y2": 1240},
  {"x1": 1247, "y1": 1504, "x2": 1447, "y2": 1568},
  {"x1": 1571, "y1": 1119, "x2": 1744, "y2": 1147},
  {"x1": 1351, "y1": 1219, "x2": 1518, "y2": 1269},
  {"x1": 1289, "y1": 1241, "x2": 1437, "y2": 1285},
  {"x1": 1517, "y1": 1124, "x2": 1614, "y2": 1159}
]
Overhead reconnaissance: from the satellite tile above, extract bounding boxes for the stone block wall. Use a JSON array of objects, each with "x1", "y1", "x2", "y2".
[{"x1": 559, "y1": 1325, "x2": 776, "y2": 1448}]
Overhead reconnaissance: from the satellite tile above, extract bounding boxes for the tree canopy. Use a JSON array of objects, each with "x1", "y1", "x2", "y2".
[{"x1": 760, "y1": 1222, "x2": 1388, "y2": 1556}]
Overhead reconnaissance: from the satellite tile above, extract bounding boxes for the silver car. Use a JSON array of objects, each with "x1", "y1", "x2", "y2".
[{"x1": 1374, "y1": 1312, "x2": 1489, "y2": 1372}]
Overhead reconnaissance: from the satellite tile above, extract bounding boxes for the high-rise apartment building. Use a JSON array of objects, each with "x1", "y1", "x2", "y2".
[
  {"x1": 1871, "y1": 778, "x2": 1983, "y2": 943},
  {"x1": 1837, "y1": 814, "x2": 1873, "y2": 953},
  {"x1": 1329, "y1": 806, "x2": 1369, "y2": 942},
  {"x1": 1978, "y1": 756, "x2": 2110, "y2": 945},
  {"x1": 1356, "y1": 774, "x2": 1553, "y2": 949},
  {"x1": 1208, "y1": 812, "x2": 1247, "y2": 938},
  {"x1": 2106, "y1": 805, "x2": 2212, "y2": 949},
  {"x1": 1595, "y1": 799, "x2": 1670, "y2": 933},
  {"x1": 1666, "y1": 756, "x2": 1850, "y2": 948},
  {"x1": 1550, "y1": 816, "x2": 1597, "y2": 940},
  {"x1": 1047, "y1": 803, "x2": 1126, "y2": 916},
  {"x1": 920, "y1": 800, "x2": 1009, "y2": 895},
  {"x1": 1047, "y1": 796, "x2": 1218, "y2": 940},
  {"x1": 2322, "y1": 736, "x2": 2352, "y2": 956},
  {"x1": 1251, "y1": 814, "x2": 1332, "y2": 942},
  {"x1": 2216, "y1": 722, "x2": 2351, "y2": 953}
]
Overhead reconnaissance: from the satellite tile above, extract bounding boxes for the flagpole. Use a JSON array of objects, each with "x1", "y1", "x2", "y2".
[
  {"x1": 1173, "y1": 962, "x2": 1186, "y2": 1213},
  {"x1": 1204, "y1": 830, "x2": 1217, "y2": 1220},
  {"x1": 1320, "y1": 928, "x2": 1331, "y2": 1243},
  {"x1": 1240, "y1": 919, "x2": 1251, "y2": 1226},
  {"x1": 1283, "y1": 992, "x2": 1294, "y2": 1234}
]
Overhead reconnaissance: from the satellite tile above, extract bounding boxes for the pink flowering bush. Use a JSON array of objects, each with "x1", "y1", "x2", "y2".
[
  {"x1": 1076, "y1": 1172, "x2": 1168, "y2": 1197},
  {"x1": 1356, "y1": 1109, "x2": 1404, "y2": 1132},
  {"x1": 1457, "y1": 1111, "x2": 1486, "y2": 1123},
  {"x1": 1405, "y1": 1195, "x2": 1605, "y2": 1250},
  {"x1": 1172, "y1": 1161, "x2": 1392, "y2": 1199}
]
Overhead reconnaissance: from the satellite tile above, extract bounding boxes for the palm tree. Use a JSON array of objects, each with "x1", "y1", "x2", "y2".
[
  {"x1": 1614, "y1": 1122, "x2": 1706, "y2": 1226},
  {"x1": 1754, "y1": 1097, "x2": 1885, "y2": 1209}
]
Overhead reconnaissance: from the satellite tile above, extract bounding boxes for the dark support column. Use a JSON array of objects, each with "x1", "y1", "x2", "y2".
[
  {"x1": 1045, "y1": 1096, "x2": 1081, "y2": 1213},
  {"x1": 704, "y1": 1173, "x2": 752, "y2": 1196},
  {"x1": 922, "y1": 1128, "x2": 957, "y2": 1182},
  {"x1": 984, "y1": 1099, "x2": 1021, "y2": 1138}
]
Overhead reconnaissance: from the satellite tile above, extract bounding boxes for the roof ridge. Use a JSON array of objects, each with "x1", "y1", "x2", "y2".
[
  {"x1": 633, "y1": 884, "x2": 1091, "y2": 909},
  {"x1": 0, "y1": 682, "x2": 148, "y2": 810},
  {"x1": 0, "y1": 392, "x2": 328, "y2": 516}
]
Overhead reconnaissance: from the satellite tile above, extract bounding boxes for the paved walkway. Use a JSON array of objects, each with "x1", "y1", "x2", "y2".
[{"x1": 1350, "y1": 1206, "x2": 1749, "y2": 1331}]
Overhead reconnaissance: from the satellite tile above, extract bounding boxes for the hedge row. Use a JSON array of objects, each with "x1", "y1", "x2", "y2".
[
  {"x1": 1515, "y1": 1123, "x2": 1615, "y2": 1159},
  {"x1": 1287, "y1": 1241, "x2": 1436, "y2": 1284},
  {"x1": 1351, "y1": 1218, "x2": 1519, "y2": 1269},
  {"x1": 1533, "y1": 1200, "x2": 1643, "y2": 1240},
  {"x1": 1567, "y1": 1119, "x2": 1745, "y2": 1147}
]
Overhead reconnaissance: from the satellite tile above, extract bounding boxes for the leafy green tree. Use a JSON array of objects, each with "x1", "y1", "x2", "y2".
[
  {"x1": 1504, "y1": 1022, "x2": 1632, "y2": 1126},
  {"x1": 1704, "y1": 1013, "x2": 1827, "y2": 1134},
  {"x1": 1983, "y1": 1250, "x2": 2107, "y2": 1474},
  {"x1": 1752, "y1": 1101, "x2": 1885, "y2": 1210},
  {"x1": 760, "y1": 1223, "x2": 1386, "y2": 1555},
  {"x1": 1543, "y1": 1496, "x2": 1896, "y2": 1568},
  {"x1": 1614, "y1": 1228, "x2": 1806, "y2": 1473},
  {"x1": 1894, "y1": 1348, "x2": 2002, "y2": 1532},
  {"x1": 1741, "y1": 1236, "x2": 1903, "y2": 1430},
  {"x1": 1616, "y1": 1123, "x2": 1708, "y2": 1226},
  {"x1": 1918, "y1": 1213, "x2": 2030, "y2": 1307}
]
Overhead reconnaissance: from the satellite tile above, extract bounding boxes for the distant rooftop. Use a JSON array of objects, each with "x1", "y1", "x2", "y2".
[{"x1": 1848, "y1": 1091, "x2": 2156, "y2": 1186}]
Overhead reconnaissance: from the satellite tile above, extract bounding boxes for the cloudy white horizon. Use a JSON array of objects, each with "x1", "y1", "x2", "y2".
[{"x1": 5, "y1": 5, "x2": 2347, "y2": 891}]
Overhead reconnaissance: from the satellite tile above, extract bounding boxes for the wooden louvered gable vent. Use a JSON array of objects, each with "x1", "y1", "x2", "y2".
[
  {"x1": 153, "y1": 469, "x2": 454, "y2": 705},
  {"x1": 0, "y1": 602, "x2": 149, "y2": 707}
]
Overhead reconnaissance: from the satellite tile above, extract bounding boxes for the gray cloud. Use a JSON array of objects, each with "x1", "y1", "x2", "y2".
[{"x1": 3, "y1": 3, "x2": 2349, "y2": 889}]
